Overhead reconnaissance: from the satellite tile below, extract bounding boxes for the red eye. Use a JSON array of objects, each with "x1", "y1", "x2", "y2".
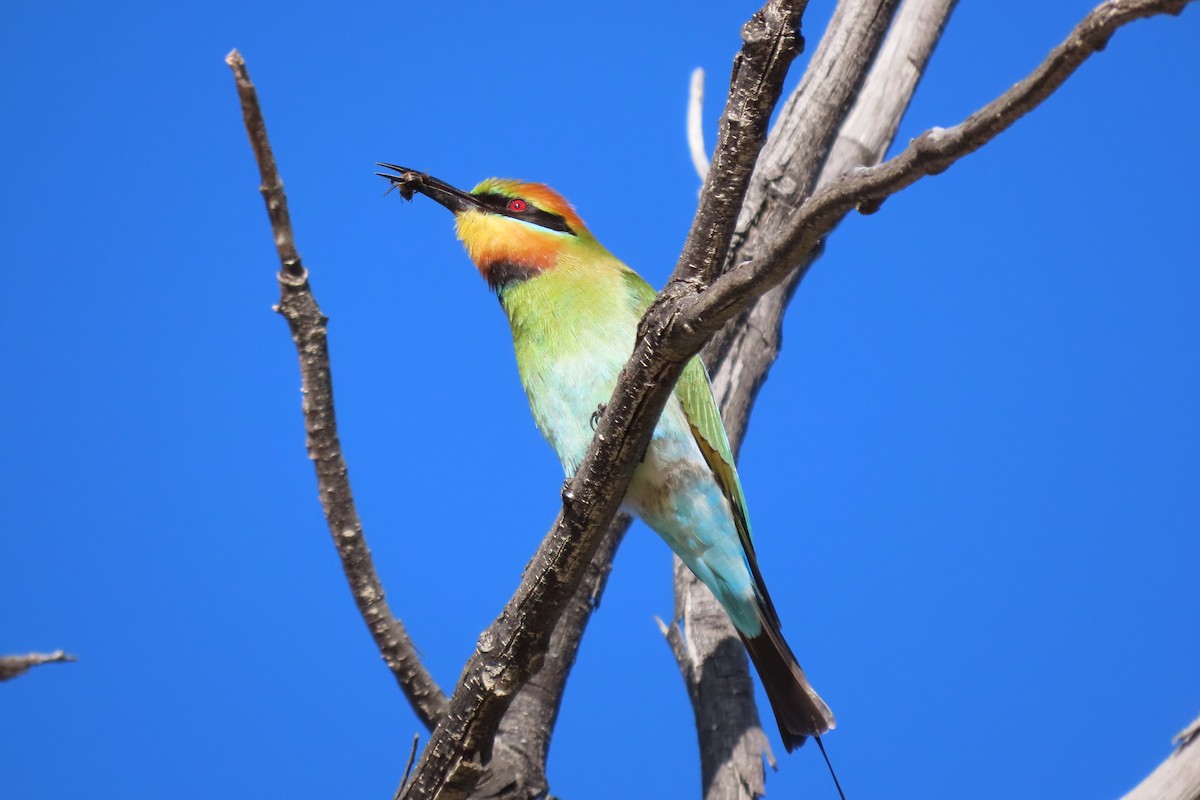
[{"x1": 507, "y1": 198, "x2": 528, "y2": 212}]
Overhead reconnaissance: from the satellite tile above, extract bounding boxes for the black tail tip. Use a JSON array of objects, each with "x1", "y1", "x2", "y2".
[
  {"x1": 739, "y1": 628, "x2": 835, "y2": 750},
  {"x1": 781, "y1": 729, "x2": 808, "y2": 753}
]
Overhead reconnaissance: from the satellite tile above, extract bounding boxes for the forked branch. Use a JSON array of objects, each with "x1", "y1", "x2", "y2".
[{"x1": 694, "y1": 0, "x2": 1195, "y2": 329}]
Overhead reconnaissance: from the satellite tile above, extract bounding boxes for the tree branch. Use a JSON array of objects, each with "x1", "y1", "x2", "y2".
[
  {"x1": 688, "y1": 68, "x2": 710, "y2": 184},
  {"x1": 1121, "y1": 713, "x2": 1200, "y2": 800},
  {"x1": 709, "y1": 0, "x2": 955, "y2": 444},
  {"x1": 397, "y1": 3, "x2": 808, "y2": 798},
  {"x1": 676, "y1": 2, "x2": 809, "y2": 289},
  {"x1": 224, "y1": 49, "x2": 448, "y2": 729},
  {"x1": 0, "y1": 650, "x2": 75, "y2": 682},
  {"x1": 470, "y1": 517, "x2": 630, "y2": 800},
  {"x1": 693, "y1": 0, "x2": 1195, "y2": 331}
]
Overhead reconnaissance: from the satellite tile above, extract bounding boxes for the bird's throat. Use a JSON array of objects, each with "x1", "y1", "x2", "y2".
[
  {"x1": 457, "y1": 209, "x2": 565, "y2": 290},
  {"x1": 483, "y1": 259, "x2": 546, "y2": 292}
]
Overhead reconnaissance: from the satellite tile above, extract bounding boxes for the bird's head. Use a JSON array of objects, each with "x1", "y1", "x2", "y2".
[{"x1": 377, "y1": 165, "x2": 592, "y2": 289}]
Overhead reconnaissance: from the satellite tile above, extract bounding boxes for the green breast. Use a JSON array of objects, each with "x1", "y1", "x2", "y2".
[{"x1": 498, "y1": 258, "x2": 651, "y2": 473}]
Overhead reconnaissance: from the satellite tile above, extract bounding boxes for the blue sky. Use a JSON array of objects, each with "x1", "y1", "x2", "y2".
[{"x1": 2, "y1": 2, "x2": 1197, "y2": 798}]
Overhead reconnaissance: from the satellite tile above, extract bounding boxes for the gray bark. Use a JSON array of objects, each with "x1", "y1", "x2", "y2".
[
  {"x1": 226, "y1": 50, "x2": 449, "y2": 730},
  {"x1": 0, "y1": 650, "x2": 75, "y2": 681},
  {"x1": 1121, "y1": 714, "x2": 1200, "y2": 800},
  {"x1": 470, "y1": 518, "x2": 628, "y2": 800}
]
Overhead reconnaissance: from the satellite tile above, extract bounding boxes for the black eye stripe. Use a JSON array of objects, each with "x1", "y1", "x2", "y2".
[{"x1": 473, "y1": 192, "x2": 576, "y2": 236}]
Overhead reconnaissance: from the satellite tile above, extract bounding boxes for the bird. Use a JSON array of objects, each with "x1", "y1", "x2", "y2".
[{"x1": 377, "y1": 164, "x2": 835, "y2": 751}]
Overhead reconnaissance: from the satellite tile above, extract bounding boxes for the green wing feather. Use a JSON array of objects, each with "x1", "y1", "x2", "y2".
[
  {"x1": 620, "y1": 270, "x2": 781, "y2": 628},
  {"x1": 676, "y1": 357, "x2": 781, "y2": 628}
]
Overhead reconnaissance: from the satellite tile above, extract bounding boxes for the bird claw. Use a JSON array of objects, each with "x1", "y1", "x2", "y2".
[{"x1": 590, "y1": 403, "x2": 606, "y2": 432}]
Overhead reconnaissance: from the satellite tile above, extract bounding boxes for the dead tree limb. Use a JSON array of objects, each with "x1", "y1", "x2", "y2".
[
  {"x1": 693, "y1": 0, "x2": 1196, "y2": 328},
  {"x1": 225, "y1": 49, "x2": 447, "y2": 729},
  {"x1": 0, "y1": 651, "x2": 76, "y2": 682},
  {"x1": 1121, "y1": 713, "x2": 1200, "y2": 800},
  {"x1": 469, "y1": 516, "x2": 629, "y2": 800}
]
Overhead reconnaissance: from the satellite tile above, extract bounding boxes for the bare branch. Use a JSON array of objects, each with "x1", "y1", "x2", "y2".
[
  {"x1": 224, "y1": 49, "x2": 448, "y2": 729},
  {"x1": 687, "y1": 67, "x2": 710, "y2": 184},
  {"x1": 694, "y1": 0, "x2": 1195, "y2": 330},
  {"x1": 654, "y1": 615, "x2": 690, "y2": 683},
  {"x1": 225, "y1": 50, "x2": 299, "y2": 270},
  {"x1": 709, "y1": 0, "x2": 956, "y2": 446},
  {"x1": 818, "y1": 0, "x2": 959, "y2": 179},
  {"x1": 1121, "y1": 713, "x2": 1200, "y2": 800},
  {"x1": 397, "y1": 4, "x2": 808, "y2": 797},
  {"x1": 1176, "y1": 717, "x2": 1200, "y2": 751},
  {"x1": 472, "y1": 517, "x2": 629, "y2": 800},
  {"x1": 0, "y1": 650, "x2": 76, "y2": 682},
  {"x1": 676, "y1": 2, "x2": 809, "y2": 289},
  {"x1": 393, "y1": 733, "x2": 421, "y2": 800},
  {"x1": 726, "y1": 0, "x2": 903, "y2": 282}
]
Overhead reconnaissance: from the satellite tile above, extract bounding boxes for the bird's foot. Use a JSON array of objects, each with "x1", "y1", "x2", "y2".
[{"x1": 590, "y1": 403, "x2": 607, "y2": 432}]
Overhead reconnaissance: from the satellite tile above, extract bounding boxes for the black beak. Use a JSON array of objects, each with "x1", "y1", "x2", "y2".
[{"x1": 375, "y1": 163, "x2": 483, "y2": 214}]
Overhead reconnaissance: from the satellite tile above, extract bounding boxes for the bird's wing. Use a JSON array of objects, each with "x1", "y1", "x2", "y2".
[
  {"x1": 619, "y1": 269, "x2": 781, "y2": 627},
  {"x1": 675, "y1": 357, "x2": 780, "y2": 627}
]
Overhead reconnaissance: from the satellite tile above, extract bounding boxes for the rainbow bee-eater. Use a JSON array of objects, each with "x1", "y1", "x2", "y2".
[{"x1": 377, "y1": 165, "x2": 835, "y2": 750}]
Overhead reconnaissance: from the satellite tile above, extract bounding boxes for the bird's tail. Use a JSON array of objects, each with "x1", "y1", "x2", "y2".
[{"x1": 739, "y1": 618, "x2": 835, "y2": 752}]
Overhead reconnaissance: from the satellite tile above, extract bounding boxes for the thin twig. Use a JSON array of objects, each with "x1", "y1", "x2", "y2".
[
  {"x1": 392, "y1": 733, "x2": 422, "y2": 800},
  {"x1": 224, "y1": 48, "x2": 448, "y2": 728},
  {"x1": 654, "y1": 616, "x2": 694, "y2": 689},
  {"x1": 687, "y1": 68, "x2": 710, "y2": 184},
  {"x1": 0, "y1": 650, "x2": 76, "y2": 682}
]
